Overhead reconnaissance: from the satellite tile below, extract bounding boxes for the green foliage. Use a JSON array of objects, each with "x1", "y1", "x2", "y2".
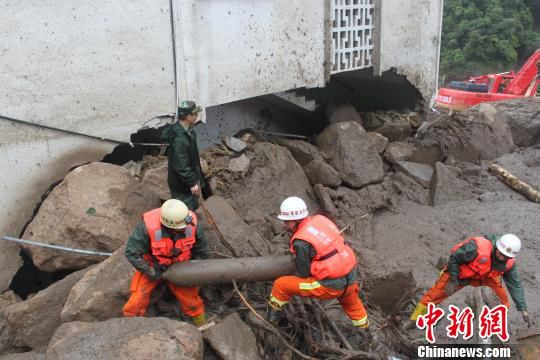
[{"x1": 441, "y1": 0, "x2": 540, "y2": 80}]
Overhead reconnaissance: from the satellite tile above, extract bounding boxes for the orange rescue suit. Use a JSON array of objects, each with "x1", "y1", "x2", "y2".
[
  {"x1": 290, "y1": 215, "x2": 356, "y2": 279},
  {"x1": 451, "y1": 236, "x2": 514, "y2": 280},
  {"x1": 142, "y1": 208, "x2": 197, "y2": 266}
]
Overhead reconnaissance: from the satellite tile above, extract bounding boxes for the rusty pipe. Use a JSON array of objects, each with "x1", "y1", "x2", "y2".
[{"x1": 162, "y1": 255, "x2": 295, "y2": 286}]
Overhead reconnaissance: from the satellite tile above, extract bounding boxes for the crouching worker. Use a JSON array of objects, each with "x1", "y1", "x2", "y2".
[
  {"x1": 268, "y1": 196, "x2": 369, "y2": 329},
  {"x1": 406, "y1": 234, "x2": 531, "y2": 329},
  {"x1": 123, "y1": 199, "x2": 210, "y2": 326}
]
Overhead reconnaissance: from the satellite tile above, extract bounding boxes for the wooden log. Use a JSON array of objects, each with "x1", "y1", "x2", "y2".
[
  {"x1": 162, "y1": 255, "x2": 295, "y2": 286},
  {"x1": 488, "y1": 164, "x2": 540, "y2": 203}
]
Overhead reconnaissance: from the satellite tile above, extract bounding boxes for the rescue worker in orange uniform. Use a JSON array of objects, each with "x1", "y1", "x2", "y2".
[
  {"x1": 267, "y1": 196, "x2": 369, "y2": 329},
  {"x1": 123, "y1": 199, "x2": 210, "y2": 326},
  {"x1": 406, "y1": 234, "x2": 531, "y2": 329}
]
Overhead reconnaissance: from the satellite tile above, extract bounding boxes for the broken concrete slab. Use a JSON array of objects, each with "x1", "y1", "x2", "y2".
[
  {"x1": 303, "y1": 159, "x2": 341, "y2": 188},
  {"x1": 316, "y1": 122, "x2": 384, "y2": 188},
  {"x1": 430, "y1": 162, "x2": 470, "y2": 206},
  {"x1": 46, "y1": 317, "x2": 202, "y2": 360},
  {"x1": 228, "y1": 154, "x2": 250, "y2": 174},
  {"x1": 61, "y1": 246, "x2": 131, "y2": 323},
  {"x1": 22, "y1": 162, "x2": 160, "y2": 272},
  {"x1": 205, "y1": 313, "x2": 260, "y2": 360},
  {"x1": 0, "y1": 268, "x2": 88, "y2": 352},
  {"x1": 203, "y1": 196, "x2": 272, "y2": 257},
  {"x1": 223, "y1": 136, "x2": 248, "y2": 152},
  {"x1": 384, "y1": 142, "x2": 415, "y2": 165},
  {"x1": 394, "y1": 161, "x2": 434, "y2": 188},
  {"x1": 365, "y1": 132, "x2": 389, "y2": 154}
]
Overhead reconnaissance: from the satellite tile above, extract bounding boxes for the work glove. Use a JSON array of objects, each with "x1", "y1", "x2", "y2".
[
  {"x1": 522, "y1": 311, "x2": 534, "y2": 328},
  {"x1": 444, "y1": 277, "x2": 460, "y2": 295},
  {"x1": 146, "y1": 267, "x2": 162, "y2": 281}
]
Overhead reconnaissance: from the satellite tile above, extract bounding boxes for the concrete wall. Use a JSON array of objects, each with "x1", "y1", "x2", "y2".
[
  {"x1": 374, "y1": 0, "x2": 444, "y2": 102},
  {"x1": 0, "y1": 0, "x2": 176, "y2": 290},
  {"x1": 175, "y1": 0, "x2": 328, "y2": 107}
]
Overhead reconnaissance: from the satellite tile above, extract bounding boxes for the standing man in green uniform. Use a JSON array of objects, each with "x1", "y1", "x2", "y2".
[{"x1": 162, "y1": 101, "x2": 209, "y2": 210}]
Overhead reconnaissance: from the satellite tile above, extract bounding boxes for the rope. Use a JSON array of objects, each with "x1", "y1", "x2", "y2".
[
  {"x1": 1, "y1": 236, "x2": 112, "y2": 257},
  {"x1": 0, "y1": 114, "x2": 169, "y2": 147}
]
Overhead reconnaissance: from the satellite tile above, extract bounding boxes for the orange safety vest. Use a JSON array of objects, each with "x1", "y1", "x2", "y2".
[
  {"x1": 142, "y1": 208, "x2": 197, "y2": 266},
  {"x1": 451, "y1": 236, "x2": 514, "y2": 280},
  {"x1": 290, "y1": 215, "x2": 357, "y2": 280}
]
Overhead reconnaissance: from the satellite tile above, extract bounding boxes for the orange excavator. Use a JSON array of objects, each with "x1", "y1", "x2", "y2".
[{"x1": 435, "y1": 50, "x2": 540, "y2": 111}]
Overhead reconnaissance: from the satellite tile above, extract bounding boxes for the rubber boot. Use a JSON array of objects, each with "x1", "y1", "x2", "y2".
[
  {"x1": 192, "y1": 313, "x2": 206, "y2": 326},
  {"x1": 410, "y1": 303, "x2": 427, "y2": 321},
  {"x1": 266, "y1": 304, "x2": 282, "y2": 325}
]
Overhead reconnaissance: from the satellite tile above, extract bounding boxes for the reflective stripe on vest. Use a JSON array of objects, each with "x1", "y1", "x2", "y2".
[
  {"x1": 142, "y1": 208, "x2": 198, "y2": 266},
  {"x1": 451, "y1": 236, "x2": 514, "y2": 280},
  {"x1": 290, "y1": 215, "x2": 357, "y2": 280}
]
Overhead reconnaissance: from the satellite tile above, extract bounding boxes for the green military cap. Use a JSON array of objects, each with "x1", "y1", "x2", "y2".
[{"x1": 178, "y1": 100, "x2": 202, "y2": 115}]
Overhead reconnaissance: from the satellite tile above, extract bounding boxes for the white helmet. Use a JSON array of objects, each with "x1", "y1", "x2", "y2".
[
  {"x1": 160, "y1": 199, "x2": 190, "y2": 229},
  {"x1": 496, "y1": 234, "x2": 521, "y2": 258},
  {"x1": 277, "y1": 197, "x2": 308, "y2": 221}
]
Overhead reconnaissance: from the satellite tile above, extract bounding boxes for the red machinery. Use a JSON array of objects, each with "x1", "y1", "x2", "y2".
[{"x1": 435, "y1": 50, "x2": 540, "y2": 111}]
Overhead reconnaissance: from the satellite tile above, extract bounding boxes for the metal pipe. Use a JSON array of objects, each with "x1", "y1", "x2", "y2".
[
  {"x1": 1, "y1": 236, "x2": 112, "y2": 257},
  {"x1": 162, "y1": 255, "x2": 296, "y2": 286}
]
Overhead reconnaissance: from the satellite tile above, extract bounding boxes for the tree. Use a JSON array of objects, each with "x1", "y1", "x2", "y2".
[{"x1": 440, "y1": 0, "x2": 540, "y2": 81}]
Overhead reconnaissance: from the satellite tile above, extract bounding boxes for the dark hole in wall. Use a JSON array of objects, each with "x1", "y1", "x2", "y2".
[
  {"x1": 305, "y1": 67, "x2": 424, "y2": 113},
  {"x1": 101, "y1": 125, "x2": 168, "y2": 165},
  {"x1": 10, "y1": 250, "x2": 73, "y2": 300}
]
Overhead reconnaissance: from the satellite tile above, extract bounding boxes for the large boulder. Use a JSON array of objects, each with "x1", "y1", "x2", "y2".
[
  {"x1": 228, "y1": 142, "x2": 316, "y2": 221},
  {"x1": 0, "y1": 243, "x2": 21, "y2": 294},
  {"x1": 45, "y1": 317, "x2": 202, "y2": 360},
  {"x1": 303, "y1": 159, "x2": 342, "y2": 188},
  {"x1": 0, "y1": 269, "x2": 88, "y2": 353},
  {"x1": 364, "y1": 111, "x2": 413, "y2": 141},
  {"x1": 277, "y1": 139, "x2": 325, "y2": 166},
  {"x1": 490, "y1": 98, "x2": 540, "y2": 147},
  {"x1": 61, "y1": 246, "x2": 131, "y2": 323},
  {"x1": 365, "y1": 132, "x2": 389, "y2": 154},
  {"x1": 140, "y1": 157, "x2": 170, "y2": 200},
  {"x1": 420, "y1": 103, "x2": 514, "y2": 162},
  {"x1": 316, "y1": 122, "x2": 384, "y2": 188},
  {"x1": 0, "y1": 352, "x2": 44, "y2": 360},
  {"x1": 204, "y1": 313, "x2": 260, "y2": 360},
  {"x1": 0, "y1": 292, "x2": 21, "y2": 310},
  {"x1": 203, "y1": 196, "x2": 273, "y2": 257},
  {"x1": 22, "y1": 162, "x2": 160, "y2": 272},
  {"x1": 334, "y1": 183, "x2": 390, "y2": 216},
  {"x1": 327, "y1": 104, "x2": 362, "y2": 125},
  {"x1": 384, "y1": 142, "x2": 415, "y2": 164}
]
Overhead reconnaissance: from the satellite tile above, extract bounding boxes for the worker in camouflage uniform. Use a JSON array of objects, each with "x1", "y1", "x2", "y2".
[
  {"x1": 405, "y1": 234, "x2": 532, "y2": 329},
  {"x1": 123, "y1": 199, "x2": 210, "y2": 326},
  {"x1": 162, "y1": 101, "x2": 209, "y2": 210}
]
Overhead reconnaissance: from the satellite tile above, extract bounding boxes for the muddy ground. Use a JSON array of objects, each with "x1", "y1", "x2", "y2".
[{"x1": 1, "y1": 99, "x2": 539, "y2": 359}]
